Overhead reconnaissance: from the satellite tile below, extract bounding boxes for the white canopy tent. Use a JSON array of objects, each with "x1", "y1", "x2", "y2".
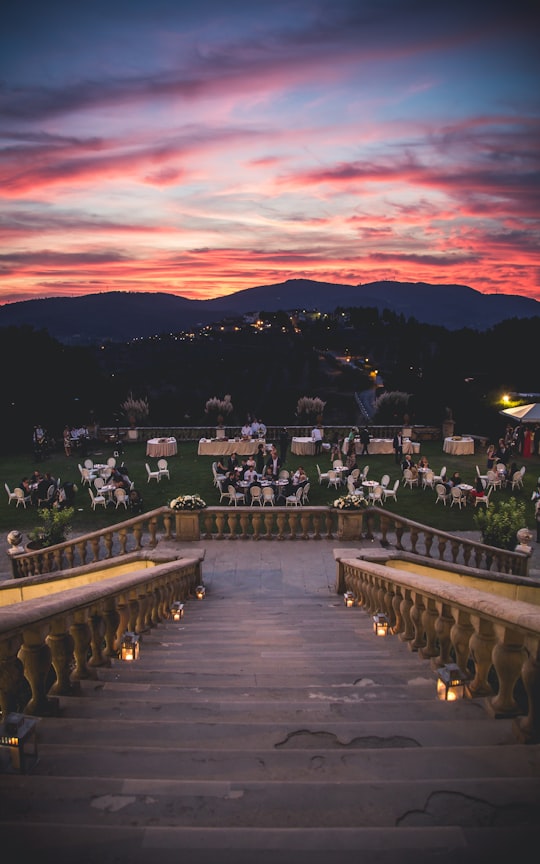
[{"x1": 500, "y1": 403, "x2": 540, "y2": 423}]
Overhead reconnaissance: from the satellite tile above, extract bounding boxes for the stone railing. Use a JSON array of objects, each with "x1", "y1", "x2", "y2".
[
  {"x1": 6, "y1": 506, "x2": 531, "y2": 580},
  {"x1": 336, "y1": 554, "x2": 540, "y2": 744},
  {"x1": 0, "y1": 553, "x2": 203, "y2": 719}
]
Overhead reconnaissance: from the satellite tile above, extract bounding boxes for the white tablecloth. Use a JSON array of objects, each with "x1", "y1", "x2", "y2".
[
  {"x1": 198, "y1": 438, "x2": 265, "y2": 456},
  {"x1": 146, "y1": 437, "x2": 177, "y2": 457},
  {"x1": 342, "y1": 438, "x2": 420, "y2": 455},
  {"x1": 443, "y1": 437, "x2": 474, "y2": 455},
  {"x1": 291, "y1": 437, "x2": 316, "y2": 456}
]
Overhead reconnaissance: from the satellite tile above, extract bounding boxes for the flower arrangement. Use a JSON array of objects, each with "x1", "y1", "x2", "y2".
[
  {"x1": 170, "y1": 494, "x2": 207, "y2": 510},
  {"x1": 330, "y1": 495, "x2": 367, "y2": 510},
  {"x1": 205, "y1": 395, "x2": 233, "y2": 423}
]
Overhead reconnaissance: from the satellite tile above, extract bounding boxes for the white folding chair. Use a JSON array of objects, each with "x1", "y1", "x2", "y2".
[
  {"x1": 249, "y1": 485, "x2": 263, "y2": 506},
  {"x1": 317, "y1": 464, "x2": 329, "y2": 485},
  {"x1": 261, "y1": 486, "x2": 275, "y2": 506},
  {"x1": 285, "y1": 486, "x2": 304, "y2": 506},
  {"x1": 227, "y1": 484, "x2": 246, "y2": 505},
  {"x1": 157, "y1": 458, "x2": 170, "y2": 480},
  {"x1": 114, "y1": 488, "x2": 128, "y2": 509},
  {"x1": 402, "y1": 469, "x2": 418, "y2": 489},
  {"x1": 145, "y1": 463, "x2": 161, "y2": 483},
  {"x1": 383, "y1": 479, "x2": 400, "y2": 503},
  {"x1": 327, "y1": 469, "x2": 340, "y2": 490},
  {"x1": 5, "y1": 482, "x2": 18, "y2": 505},
  {"x1": 450, "y1": 486, "x2": 467, "y2": 508},
  {"x1": 14, "y1": 487, "x2": 31, "y2": 508},
  {"x1": 435, "y1": 484, "x2": 450, "y2": 506},
  {"x1": 368, "y1": 484, "x2": 384, "y2": 507},
  {"x1": 88, "y1": 487, "x2": 107, "y2": 510}
]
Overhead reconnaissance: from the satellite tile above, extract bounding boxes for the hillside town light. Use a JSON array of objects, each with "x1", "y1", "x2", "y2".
[
  {"x1": 372, "y1": 612, "x2": 390, "y2": 636},
  {"x1": 120, "y1": 631, "x2": 140, "y2": 661},
  {"x1": 171, "y1": 601, "x2": 184, "y2": 621},
  {"x1": 436, "y1": 663, "x2": 468, "y2": 701},
  {"x1": 196, "y1": 585, "x2": 206, "y2": 600},
  {"x1": 344, "y1": 591, "x2": 355, "y2": 608}
]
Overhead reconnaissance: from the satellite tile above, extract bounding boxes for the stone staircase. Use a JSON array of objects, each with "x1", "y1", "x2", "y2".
[{"x1": 1, "y1": 549, "x2": 540, "y2": 863}]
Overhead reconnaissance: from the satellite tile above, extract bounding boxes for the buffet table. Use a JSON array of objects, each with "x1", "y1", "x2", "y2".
[
  {"x1": 291, "y1": 436, "x2": 316, "y2": 456},
  {"x1": 342, "y1": 438, "x2": 420, "y2": 456},
  {"x1": 443, "y1": 436, "x2": 475, "y2": 455},
  {"x1": 146, "y1": 437, "x2": 177, "y2": 457},
  {"x1": 198, "y1": 438, "x2": 265, "y2": 457}
]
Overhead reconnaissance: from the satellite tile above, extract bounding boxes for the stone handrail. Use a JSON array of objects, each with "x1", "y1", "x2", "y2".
[
  {"x1": 6, "y1": 506, "x2": 531, "y2": 579},
  {"x1": 0, "y1": 553, "x2": 203, "y2": 719},
  {"x1": 336, "y1": 555, "x2": 540, "y2": 744}
]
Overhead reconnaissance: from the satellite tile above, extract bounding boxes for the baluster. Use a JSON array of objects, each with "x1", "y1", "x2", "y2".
[
  {"x1": 127, "y1": 596, "x2": 140, "y2": 632},
  {"x1": 148, "y1": 515, "x2": 159, "y2": 547},
  {"x1": 288, "y1": 512, "x2": 299, "y2": 539},
  {"x1": 395, "y1": 525, "x2": 404, "y2": 550},
  {"x1": 324, "y1": 511, "x2": 334, "y2": 539},
  {"x1": 410, "y1": 526, "x2": 418, "y2": 553},
  {"x1": 88, "y1": 610, "x2": 109, "y2": 667},
  {"x1": 227, "y1": 511, "x2": 240, "y2": 539},
  {"x1": 162, "y1": 510, "x2": 173, "y2": 540},
  {"x1": 300, "y1": 512, "x2": 310, "y2": 539},
  {"x1": 18, "y1": 624, "x2": 58, "y2": 715},
  {"x1": 276, "y1": 512, "x2": 287, "y2": 540},
  {"x1": 47, "y1": 621, "x2": 79, "y2": 696},
  {"x1": 90, "y1": 537, "x2": 101, "y2": 562},
  {"x1": 450, "y1": 609, "x2": 474, "y2": 675},
  {"x1": 252, "y1": 512, "x2": 262, "y2": 539},
  {"x1": 263, "y1": 512, "x2": 274, "y2": 539},
  {"x1": 215, "y1": 511, "x2": 226, "y2": 538},
  {"x1": 423, "y1": 530, "x2": 433, "y2": 558},
  {"x1": 409, "y1": 591, "x2": 426, "y2": 652},
  {"x1": 399, "y1": 588, "x2": 415, "y2": 644},
  {"x1": 378, "y1": 513, "x2": 390, "y2": 546},
  {"x1": 432, "y1": 602, "x2": 455, "y2": 667},
  {"x1": 489, "y1": 628, "x2": 526, "y2": 717},
  {"x1": 419, "y1": 597, "x2": 438, "y2": 659},
  {"x1": 391, "y1": 586, "x2": 403, "y2": 634},
  {"x1": 311, "y1": 512, "x2": 322, "y2": 539},
  {"x1": 102, "y1": 599, "x2": 121, "y2": 658},
  {"x1": 239, "y1": 512, "x2": 250, "y2": 539},
  {"x1": 468, "y1": 617, "x2": 496, "y2": 696},
  {"x1": 133, "y1": 525, "x2": 143, "y2": 550},
  {"x1": 70, "y1": 612, "x2": 97, "y2": 681}
]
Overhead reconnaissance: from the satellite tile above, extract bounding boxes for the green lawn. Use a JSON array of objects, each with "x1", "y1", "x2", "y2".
[{"x1": 2, "y1": 438, "x2": 538, "y2": 542}]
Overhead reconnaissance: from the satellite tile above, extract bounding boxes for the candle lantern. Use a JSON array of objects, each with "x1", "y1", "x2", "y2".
[
  {"x1": 196, "y1": 585, "x2": 206, "y2": 600},
  {"x1": 372, "y1": 612, "x2": 389, "y2": 636},
  {"x1": 171, "y1": 601, "x2": 184, "y2": 621},
  {"x1": 436, "y1": 663, "x2": 468, "y2": 701},
  {"x1": 120, "y1": 631, "x2": 140, "y2": 661},
  {"x1": 344, "y1": 591, "x2": 355, "y2": 608}
]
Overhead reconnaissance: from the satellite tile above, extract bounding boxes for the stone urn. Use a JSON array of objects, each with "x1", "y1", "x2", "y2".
[
  {"x1": 174, "y1": 511, "x2": 201, "y2": 541},
  {"x1": 337, "y1": 511, "x2": 365, "y2": 541}
]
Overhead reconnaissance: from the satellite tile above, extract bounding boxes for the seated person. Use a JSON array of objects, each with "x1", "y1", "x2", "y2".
[
  {"x1": 262, "y1": 465, "x2": 276, "y2": 486},
  {"x1": 448, "y1": 470, "x2": 462, "y2": 487},
  {"x1": 129, "y1": 488, "x2": 144, "y2": 513},
  {"x1": 292, "y1": 466, "x2": 308, "y2": 487},
  {"x1": 241, "y1": 422, "x2": 252, "y2": 440},
  {"x1": 216, "y1": 457, "x2": 228, "y2": 476},
  {"x1": 417, "y1": 455, "x2": 430, "y2": 469},
  {"x1": 469, "y1": 477, "x2": 486, "y2": 502},
  {"x1": 243, "y1": 466, "x2": 258, "y2": 485}
]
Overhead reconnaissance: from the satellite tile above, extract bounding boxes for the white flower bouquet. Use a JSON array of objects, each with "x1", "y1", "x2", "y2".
[
  {"x1": 170, "y1": 494, "x2": 207, "y2": 511},
  {"x1": 331, "y1": 495, "x2": 367, "y2": 510}
]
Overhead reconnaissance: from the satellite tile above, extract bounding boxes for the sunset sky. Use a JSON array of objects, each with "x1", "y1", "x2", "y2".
[{"x1": 1, "y1": 0, "x2": 539, "y2": 305}]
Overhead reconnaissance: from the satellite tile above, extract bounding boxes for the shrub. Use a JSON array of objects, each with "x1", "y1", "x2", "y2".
[{"x1": 473, "y1": 498, "x2": 527, "y2": 551}]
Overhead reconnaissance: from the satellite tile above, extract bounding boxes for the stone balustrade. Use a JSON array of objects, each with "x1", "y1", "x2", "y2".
[
  {"x1": 0, "y1": 554, "x2": 203, "y2": 719},
  {"x1": 337, "y1": 554, "x2": 540, "y2": 744},
  {"x1": 6, "y1": 506, "x2": 531, "y2": 579}
]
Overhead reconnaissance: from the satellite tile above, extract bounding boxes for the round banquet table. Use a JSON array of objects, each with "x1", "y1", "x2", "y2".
[
  {"x1": 146, "y1": 437, "x2": 177, "y2": 458},
  {"x1": 291, "y1": 437, "x2": 316, "y2": 456},
  {"x1": 197, "y1": 438, "x2": 265, "y2": 456},
  {"x1": 443, "y1": 437, "x2": 474, "y2": 455},
  {"x1": 343, "y1": 438, "x2": 420, "y2": 456}
]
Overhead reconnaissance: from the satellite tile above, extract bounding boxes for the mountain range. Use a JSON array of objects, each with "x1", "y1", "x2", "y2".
[{"x1": 0, "y1": 279, "x2": 538, "y2": 344}]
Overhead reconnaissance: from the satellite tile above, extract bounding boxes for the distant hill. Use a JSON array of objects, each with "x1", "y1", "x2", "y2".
[{"x1": 0, "y1": 280, "x2": 537, "y2": 344}]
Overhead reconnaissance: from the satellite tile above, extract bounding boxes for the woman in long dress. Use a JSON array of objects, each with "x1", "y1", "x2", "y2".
[{"x1": 523, "y1": 427, "x2": 532, "y2": 458}]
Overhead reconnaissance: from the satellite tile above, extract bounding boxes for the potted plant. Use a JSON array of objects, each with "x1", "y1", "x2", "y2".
[
  {"x1": 27, "y1": 506, "x2": 75, "y2": 550},
  {"x1": 121, "y1": 392, "x2": 150, "y2": 440},
  {"x1": 169, "y1": 494, "x2": 207, "y2": 541},
  {"x1": 330, "y1": 494, "x2": 368, "y2": 540}
]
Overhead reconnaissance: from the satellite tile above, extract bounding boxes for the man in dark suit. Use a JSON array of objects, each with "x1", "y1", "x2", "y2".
[{"x1": 266, "y1": 446, "x2": 282, "y2": 479}]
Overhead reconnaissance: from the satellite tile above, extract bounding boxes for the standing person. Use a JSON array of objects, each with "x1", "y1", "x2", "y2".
[
  {"x1": 523, "y1": 427, "x2": 532, "y2": 458},
  {"x1": 255, "y1": 442, "x2": 266, "y2": 476},
  {"x1": 63, "y1": 425, "x2": 72, "y2": 457},
  {"x1": 311, "y1": 424, "x2": 323, "y2": 456},
  {"x1": 266, "y1": 446, "x2": 282, "y2": 479},
  {"x1": 392, "y1": 431, "x2": 403, "y2": 465},
  {"x1": 534, "y1": 425, "x2": 540, "y2": 457},
  {"x1": 279, "y1": 427, "x2": 289, "y2": 463},
  {"x1": 359, "y1": 426, "x2": 371, "y2": 456},
  {"x1": 536, "y1": 498, "x2": 540, "y2": 544}
]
